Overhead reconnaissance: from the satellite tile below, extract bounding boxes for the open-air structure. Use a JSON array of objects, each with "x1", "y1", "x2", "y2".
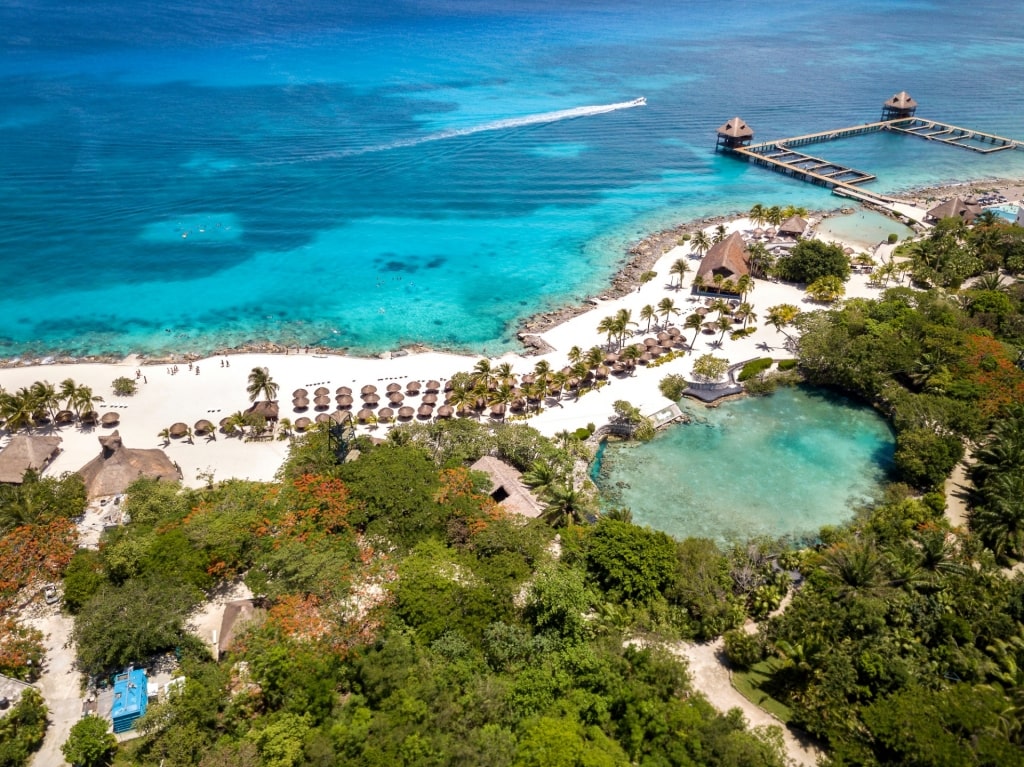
[
  {"x1": 925, "y1": 196, "x2": 984, "y2": 224},
  {"x1": 695, "y1": 231, "x2": 749, "y2": 294},
  {"x1": 469, "y1": 456, "x2": 544, "y2": 518}
]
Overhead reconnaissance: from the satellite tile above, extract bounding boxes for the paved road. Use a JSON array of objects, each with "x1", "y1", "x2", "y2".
[{"x1": 28, "y1": 611, "x2": 81, "y2": 767}]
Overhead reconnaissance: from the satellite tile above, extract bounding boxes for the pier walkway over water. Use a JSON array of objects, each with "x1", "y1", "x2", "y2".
[{"x1": 717, "y1": 92, "x2": 1021, "y2": 211}]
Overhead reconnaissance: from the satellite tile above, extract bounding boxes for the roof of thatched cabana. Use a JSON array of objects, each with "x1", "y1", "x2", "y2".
[
  {"x1": 194, "y1": 419, "x2": 215, "y2": 434},
  {"x1": 100, "y1": 412, "x2": 120, "y2": 426},
  {"x1": 469, "y1": 456, "x2": 544, "y2": 518},
  {"x1": 926, "y1": 197, "x2": 984, "y2": 224},
  {"x1": 245, "y1": 401, "x2": 279, "y2": 421},
  {"x1": 696, "y1": 231, "x2": 749, "y2": 287},
  {"x1": 778, "y1": 215, "x2": 808, "y2": 237},
  {"x1": 0, "y1": 435, "x2": 62, "y2": 484},
  {"x1": 76, "y1": 431, "x2": 179, "y2": 499},
  {"x1": 716, "y1": 116, "x2": 753, "y2": 139},
  {"x1": 884, "y1": 91, "x2": 917, "y2": 110},
  {"x1": 294, "y1": 417, "x2": 312, "y2": 430},
  {"x1": 377, "y1": 407, "x2": 394, "y2": 421}
]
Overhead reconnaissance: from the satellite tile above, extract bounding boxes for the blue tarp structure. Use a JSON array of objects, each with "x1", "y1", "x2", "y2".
[{"x1": 111, "y1": 667, "x2": 147, "y2": 733}]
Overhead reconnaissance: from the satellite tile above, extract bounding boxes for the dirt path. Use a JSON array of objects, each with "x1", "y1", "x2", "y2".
[
  {"x1": 669, "y1": 639, "x2": 823, "y2": 767},
  {"x1": 944, "y1": 460, "x2": 972, "y2": 529},
  {"x1": 27, "y1": 609, "x2": 81, "y2": 767}
]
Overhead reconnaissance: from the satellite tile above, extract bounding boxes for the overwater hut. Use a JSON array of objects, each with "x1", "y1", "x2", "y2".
[
  {"x1": 715, "y1": 117, "x2": 754, "y2": 151},
  {"x1": 77, "y1": 431, "x2": 179, "y2": 499},
  {"x1": 881, "y1": 91, "x2": 918, "y2": 121},
  {"x1": 469, "y1": 456, "x2": 544, "y2": 518},
  {"x1": 0, "y1": 435, "x2": 62, "y2": 484},
  {"x1": 925, "y1": 197, "x2": 984, "y2": 225},
  {"x1": 695, "y1": 231, "x2": 749, "y2": 294}
]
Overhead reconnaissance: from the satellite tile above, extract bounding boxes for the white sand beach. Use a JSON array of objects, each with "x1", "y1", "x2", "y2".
[{"x1": 0, "y1": 208, "x2": 905, "y2": 490}]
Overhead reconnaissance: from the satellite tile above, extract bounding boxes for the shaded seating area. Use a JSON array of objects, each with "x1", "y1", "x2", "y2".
[
  {"x1": 77, "y1": 431, "x2": 180, "y2": 499},
  {"x1": 0, "y1": 434, "x2": 62, "y2": 484}
]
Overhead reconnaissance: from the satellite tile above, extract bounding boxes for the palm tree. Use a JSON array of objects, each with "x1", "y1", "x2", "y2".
[
  {"x1": 246, "y1": 367, "x2": 279, "y2": 402},
  {"x1": 974, "y1": 272, "x2": 1007, "y2": 292},
  {"x1": 735, "y1": 302, "x2": 757, "y2": 329},
  {"x1": 639, "y1": 304, "x2": 656, "y2": 333},
  {"x1": 712, "y1": 224, "x2": 727, "y2": 244},
  {"x1": 603, "y1": 507, "x2": 634, "y2": 523},
  {"x1": 749, "y1": 203, "x2": 766, "y2": 227},
  {"x1": 570, "y1": 362, "x2": 590, "y2": 399},
  {"x1": 765, "y1": 205, "x2": 784, "y2": 227},
  {"x1": 276, "y1": 417, "x2": 293, "y2": 442},
  {"x1": 470, "y1": 358, "x2": 495, "y2": 390},
  {"x1": 549, "y1": 371, "x2": 569, "y2": 404},
  {"x1": 971, "y1": 470, "x2": 1024, "y2": 561},
  {"x1": 70, "y1": 385, "x2": 103, "y2": 417},
  {"x1": 59, "y1": 378, "x2": 77, "y2": 412},
  {"x1": 782, "y1": 204, "x2": 808, "y2": 218},
  {"x1": 684, "y1": 313, "x2": 704, "y2": 353},
  {"x1": 29, "y1": 381, "x2": 59, "y2": 422},
  {"x1": 494, "y1": 361, "x2": 516, "y2": 387},
  {"x1": 541, "y1": 483, "x2": 588, "y2": 528},
  {"x1": 567, "y1": 346, "x2": 583, "y2": 365},
  {"x1": 597, "y1": 315, "x2": 617, "y2": 348},
  {"x1": 669, "y1": 258, "x2": 690, "y2": 289},
  {"x1": 974, "y1": 209, "x2": 1001, "y2": 227},
  {"x1": 223, "y1": 411, "x2": 248, "y2": 438},
  {"x1": 585, "y1": 346, "x2": 605, "y2": 371},
  {"x1": 821, "y1": 540, "x2": 889, "y2": 599},
  {"x1": 613, "y1": 308, "x2": 636, "y2": 348},
  {"x1": 747, "y1": 242, "x2": 773, "y2": 279},
  {"x1": 522, "y1": 461, "x2": 561, "y2": 497},
  {"x1": 638, "y1": 270, "x2": 657, "y2": 292},
  {"x1": 488, "y1": 383, "x2": 515, "y2": 422},
  {"x1": 691, "y1": 274, "x2": 706, "y2": 294},
  {"x1": 532, "y1": 359, "x2": 552, "y2": 384},
  {"x1": 690, "y1": 230, "x2": 711, "y2": 258},
  {"x1": 620, "y1": 344, "x2": 642, "y2": 374},
  {"x1": 766, "y1": 304, "x2": 801, "y2": 340},
  {"x1": 735, "y1": 274, "x2": 754, "y2": 301},
  {"x1": 657, "y1": 297, "x2": 679, "y2": 328},
  {"x1": 447, "y1": 384, "x2": 476, "y2": 418},
  {"x1": 523, "y1": 381, "x2": 545, "y2": 413},
  {"x1": 0, "y1": 389, "x2": 35, "y2": 432},
  {"x1": 716, "y1": 315, "x2": 734, "y2": 345}
]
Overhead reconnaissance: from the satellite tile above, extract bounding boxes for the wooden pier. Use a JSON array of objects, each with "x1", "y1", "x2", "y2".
[{"x1": 716, "y1": 93, "x2": 1021, "y2": 206}]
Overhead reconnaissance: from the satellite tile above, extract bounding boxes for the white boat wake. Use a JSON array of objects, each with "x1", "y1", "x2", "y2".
[{"x1": 261, "y1": 98, "x2": 646, "y2": 166}]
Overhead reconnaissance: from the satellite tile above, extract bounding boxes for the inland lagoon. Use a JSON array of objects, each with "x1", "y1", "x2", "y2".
[{"x1": 594, "y1": 386, "x2": 895, "y2": 544}]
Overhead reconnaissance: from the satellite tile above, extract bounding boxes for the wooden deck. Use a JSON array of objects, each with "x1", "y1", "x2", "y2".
[{"x1": 725, "y1": 115, "x2": 1020, "y2": 205}]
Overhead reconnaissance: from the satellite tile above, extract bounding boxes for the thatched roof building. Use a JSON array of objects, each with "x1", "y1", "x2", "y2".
[
  {"x1": 696, "y1": 231, "x2": 749, "y2": 292},
  {"x1": 245, "y1": 401, "x2": 279, "y2": 421},
  {"x1": 777, "y1": 215, "x2": 808, "y2": 238},
  {"x1": 76, "y1": 431, "x2": 180, "y2": 499},
  {"x1": 715, "y1": 117, "x2": 754, "y2": 151},
  {"x1": 882, "y1": 91, "x2": 918, "y2": 120},
  {"x1": 218, "y1": 599, "x2": 264, "y2": 659},
  {"x1": 0, "y1": 435, "x2": 62, "y2": 484},
  {"x1": 469, "y1": 456, "x2": 544, "y2": 518},
  {"x1": 926, "y1": 197, "x2": 984, "y2": 224}
]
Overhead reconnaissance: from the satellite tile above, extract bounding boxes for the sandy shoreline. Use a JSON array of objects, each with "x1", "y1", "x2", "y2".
[{"x1": 1, "y1": 176, "x2": 1021, "y2": 488}]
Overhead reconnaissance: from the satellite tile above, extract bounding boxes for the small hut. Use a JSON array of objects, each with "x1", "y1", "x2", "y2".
[
  {"x1": 926, "y1": 197, "x2": 984, "y2": 225},
  {"x1": 76, "y1": 432, "x2": 179, "y2": 499},
  {"x1": 0, "y1": 435, "x2": 62, "y2": 485},
  {"x1": 469, "y1": 456, "x2": 544, "y2": 518},
  {"x1": 881, "y1": 91, "x2": 917, "y2": 121},
  {"x1": 245, "y1": 401, "x2": 279, "y2": 422},
  {"x1": 715, "y1": 116, "x2": 754, "y2": 152},
  {"x1": 777, "y1": 215, "x2": 808, "y2": 239}
]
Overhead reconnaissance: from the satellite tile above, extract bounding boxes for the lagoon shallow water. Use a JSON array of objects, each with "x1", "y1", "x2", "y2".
[{"x1": 595, "y1": 387, "x2": 895, "y2": 544}]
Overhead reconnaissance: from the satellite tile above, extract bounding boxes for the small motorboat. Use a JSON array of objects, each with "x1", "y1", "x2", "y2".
[{"x1": 630, "y1": 97, "x2": 647, "y2": 106}]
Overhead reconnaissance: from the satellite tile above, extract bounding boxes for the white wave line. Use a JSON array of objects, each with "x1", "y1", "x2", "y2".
[{"x1": 261, "y1": 99, "x2": 646, "y2": 167}]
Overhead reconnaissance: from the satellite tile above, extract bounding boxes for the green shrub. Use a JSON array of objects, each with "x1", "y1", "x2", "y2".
[
  {"x1": 743, "y1": 377, "x2": 779, "y2": 396},
  {"x1": 723, "y1": 629, "x2": 764, "y2": 670},
  {"x1": 573, "y1": 428, "x2": 591, "y2": 440},
  {"x1": 678, "y1": 233, "x2": 691, "y2": 243},
  {"x1": 659, "y1": 373, "x2": 688, "y2": 400},
  {"x1": 777, "y1": 359, "x2": 797, "y2": 371},
  {"x1": 737, "y1": 358, "x2": 773, "y2": 382},
  {"x1": 0, "y1": 688, "x2": 48, "y2": 766},
  {"x1": 887, "y1": 233, "x2": 899, "y2": 244},
  {"x1": 111, "y1": 376, "x2": 138, "y2": 396}
]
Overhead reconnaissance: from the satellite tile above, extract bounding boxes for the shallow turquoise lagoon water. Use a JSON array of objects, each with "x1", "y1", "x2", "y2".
[
  {"x1": 816, "y1": 210, "x2": 916, "y2": 250},
  {"x1": 595, "y1": 387, "x2": 894, "y2": 544}
]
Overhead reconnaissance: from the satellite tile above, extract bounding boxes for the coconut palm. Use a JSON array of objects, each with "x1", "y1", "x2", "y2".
[
  {"x1": 549, "y1": 371, "x2": 569, "y2": 404},
  {"x1": 684, "y1": 313, "x2": 704, "y2": 353},
  {"x1": 276, "y1": 417, "x2": 293, "y2": 442},
  {"x1": 735, "y1": 274, "x2": 754, "y2": 301},
  {"x1": 974, "y1": 272, "x2": 1007, "y2": 292},
  {"x1": 570, "y1": 362, "x2": 590, "y2": 398},
  {"x1": 971, "y1": 470, "x2": 1024, "y2": 561},
  {"x1": 470, "y1": 358, "x2": 495, "y2": 390},
  {"x1": 747, "y1": 242, "x2": 773, "y2": 279},
  {"x1": 716, "y1": 315, "x2": 734, "y2": 345},
  {"x1": 246, "y1": 367, "x2": 279, "y2": 403},
  {"x1": 567, "y1": 346, "x2": 583, "y2": 365},
  {"x1": 613, "y1": 308, "x2": 636, "y2": 348},
  {"x1": 669, "y1": 258, "x2": 690, "y2": 289},
  {"x1": 29, "y1": 381, "x2": 59, "y2": 422},
  {"x1": 639, "y1": 304, "x2": 656, "y2": 333},
  {"x1": 821, "y1": 540, "x2": 890, "y2": 599},
  {"x1": 446, "y1": 383, "x2": 476, "y2": 417},
  {"x1": 488, "y1": 383, "x2": 515, "y2": 422},
  {"x1": 59, "y1": 378, "x2": 78, "y2": 412},
  {"x1": 540, "y1": 483, "x2": 588, "y2": 528},
  {"x1": 522, "y1": 460, "x2": 561, "y2": 497},
  {"x1": 690, "y1": 230, "x2": 712, "y2": 258},
  {"x1": 70, "y1": 384, "x2": 103, "y2": 417},
  {"x1": 620, "y1": 344, "x2": 642, "y2": 373},
  {"x1": 532, "y1": 359, "x2": 552, "y2": 384},
  {"x1": 585, "y1": 346, "x2": 605, "y2": 371},
  {"x1": 157, "y1": 427, "x2": 171, "y2": 446},
  {"x1": 223, "y1": 411, "x2": 248, "y2": 438},
  {"x1": 657, "y1": 297, "x2": 679, "y2": 328},
  {"x1": 597, "y1": 315, "x2": 617, "y2": 348},
  {"x1": 782, "y1": 204, "x2": 808, "y2": 218},
  {"x1": 749, "y1": 203, "x2": 766, "y2": 227},
  {"x1": 691, "y1": 274, "x2": 706, "y2": 294},
  {"x1": 766, "y1": 304, "x2": 801, "y2": 340},
  {"x1": 0, "y1": 389, "x2": 35, "y2": 432},
  {"x1": 712, "y1": 224, "x2": 727, "y2": 244},
  {"x1": 736, "y1": 302, "x2": 757, "y2": 329},
  {"x1": 766, "y1": 205, "x2": 784, "y2": 227}
]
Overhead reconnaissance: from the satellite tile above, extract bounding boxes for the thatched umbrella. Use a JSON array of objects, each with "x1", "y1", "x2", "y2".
[
  {"x1": 425, "y1": 380, "x2": 441, "y2": 392},
  {"x1": 657, "y1": 331, "x2": 671, "y2": 342},
  {"x1": 315, "y1": 413, "x2": 331, "y2": 424},
  {"x1": 388, "y1": 391, "x2": 405, "y2": 404},
  {"x1": 648, "y1": 346, "x2": 662, "y2": 357},
  {"x1": 292, "y1": 388, "x2": 308, "y2": 399},
  {"x1": 336, "y1": 394, "x2": 353, "y2": 408},
  {"x1": 100, "y1": 412, "x2": 120, "y2": 427},
  {"x1": 313, "y1": 395, "x2": 331, "y2": 410},
  {"x1": 362, "y1": 392, "x2": 380, "y2": 405},
  {"x1": 421, "y1": 392, "x2": 438, "y2": 405},
  {"x1": 510, "y1": 398, "x2": 526, "y2": 411},
  {"x1": 489, "y1": 404, "x2": 505, "y2": 418},
  {"x1": 643, "y1": 337, "x2": 659, "y2": 347},
  {"x1": 695, "y1": 306, "x2": 710, "y2": 316},
  {"x1": 702, "y1": 321, "x2": 719, "y2": 334},
  {"x1": 360, "y1": 384, "x2": 377, "y2": 395},
  {"x1": 398, "y1": 406, "x2": 414, "y2": 420},
  {"x1": 169, "y1": 422, "x2": 188, "y2": 438},
  {"x1": 336, "y1": 386, "x2": 352, "y2": 396},
  {"x1": 386, "y1": 382, "x2": 402, "y2": 393},
  {"x1": 219, "y1": 416, "x2": 231, "y2": 430},
  {"x1": 417, "y1": 404, "x2": 433, "y2": 419},
  {"x1": 331, "y1": 411, "x2": 350, "y2": 425},
  {"x1": 81, "y1": 411, "x2": 98, "y2": 425},
  {"x1": 443, "y1": 380, "x2": 454, "y2": 393},
  {"x1": 639, "y1": 352, "x2": 653, "y2": 364},
  {"x1": 612, "y1": 361, "x2": 628, "y2": 374},
  {"x1": 314, "y1": 386, "x2": 330, "y2": 397},
  {"x1": 55, "y1": 410, "x2": 74, "y2": 425},
  {"x1": 436, "y1": 405, "x2": 454, "y2": 419},
  {"x1": 377, "y1": 407, "x2": 394, "y2": 422},
  {"x1": 595, "y1": 365, "x2": 610, "y2": 379},
  {"x1": 406, "y1": 381, "x2": 422, "y2": 395},
  {"x1": 294, "y1": 417, "x2": 312, "y2": 431},
  {"x1": 292, "y1": 397, "x2": 309, "y2": 410},
  {"x1": 604, "y1": 352, "x2": 619, "y2": 364},
  {"x1": 521, "y1": 374, "x2": 536, "y2": 385},
  {"x1": 659, "y1": 345, "x2": 674, "y2": 355},
  {"x1": 668, "y1": 326, "x2": 682, "y2": 337},
  {"x1": 560, "y1": 366, "x2": 573, "y2": 376},
  {"x1": 194, "y1": 419, "x2": 214, "y2": 435}
]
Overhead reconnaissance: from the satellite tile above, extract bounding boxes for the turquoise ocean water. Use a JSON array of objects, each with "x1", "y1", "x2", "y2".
[
  {"x1": 595, "y1": 387, "x2": 896, "y2": 543},
  {"x1": 3, "y1": 0, "x2": 1024, "y2": 358}
]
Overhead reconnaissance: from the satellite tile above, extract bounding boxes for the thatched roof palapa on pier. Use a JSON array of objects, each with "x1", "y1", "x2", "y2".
[
  {"x1": 716, "y1": 117, "x2": 753, "y2": 139},
  {"x1": 76, "y1": 431, "x2": 179, "y2": 499},
  {"x1": 884, "y1": 91, "x2": 917, "y2": 110},
  {"x1": 0, "y1": 435, "x2": 62, "y2": 485}
]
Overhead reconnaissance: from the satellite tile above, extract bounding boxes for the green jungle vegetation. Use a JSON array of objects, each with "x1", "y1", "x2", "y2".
[{"x1": 1, "y1": 215, "x2": 1024, "y2": 766}]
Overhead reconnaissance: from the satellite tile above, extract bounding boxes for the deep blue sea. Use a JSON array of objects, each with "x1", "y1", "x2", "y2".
[{"x1": 3, "y1": 0, "x2": 1024, "y2": 358}]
